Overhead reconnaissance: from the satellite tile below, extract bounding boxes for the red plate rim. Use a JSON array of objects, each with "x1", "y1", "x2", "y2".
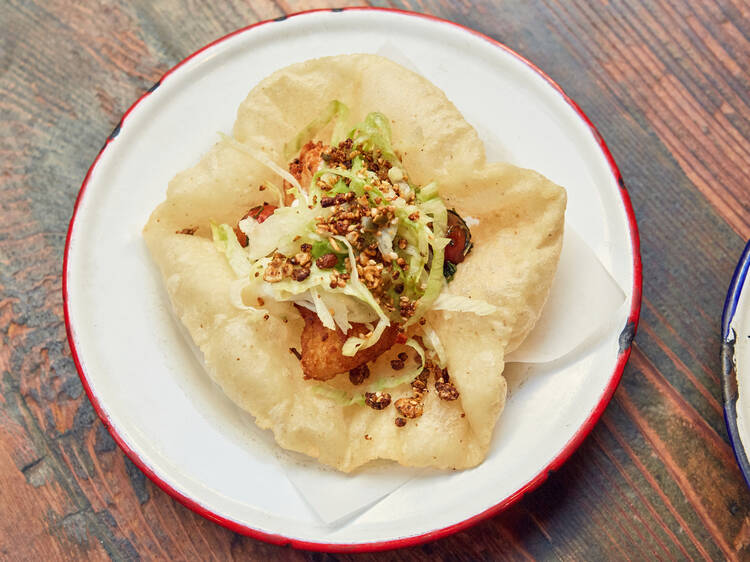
[{"x1": 62, "y1": 7, "x2": 643, "y2": 553}]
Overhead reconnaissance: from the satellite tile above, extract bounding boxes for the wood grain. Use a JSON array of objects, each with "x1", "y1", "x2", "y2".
[{"x1": 1, "y1": 0, "x2": 749, "y2": 559}]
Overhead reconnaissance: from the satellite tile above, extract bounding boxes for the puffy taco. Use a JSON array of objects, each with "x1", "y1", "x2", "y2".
[{"x1": 143, "y1": 55, "x2": 566, "y2": 472}]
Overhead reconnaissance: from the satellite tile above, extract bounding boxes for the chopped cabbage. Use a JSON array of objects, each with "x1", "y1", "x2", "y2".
[
  {"x1": 263, "y1": 180, "x2": 285, "y2": 207},
  {"x1": 371, "y1": 338, "x2": 426, "y2": 391},
  {"x1": 405, "y1": 196, "x2": 450, "y2": 327},
  {"x1": 284, "y1": 100, "x2": 349, "y2": 160},
  {"x1": 432, "y1": 293, "x2": 498, "y2": 316},
  {"x1": 349, "y1": 112, "x2": 400, "y2": 164},
  {"x1": 220, "y1": 133, "x2": 303, "y2": 196},
  {"x1": 417, "y1": 181, "x2": 439, "y2": 201},
  {"x1": 376, "y1": 223, "x2": 398, "y2": 258},
  {"x1": 242, "y1": 205, "x2": 322, "y2": 261},
  {"x1": 310, "y1": 287, "x2": 336, "y2": 330},
  {"x1": 422, "y1": 323, "x2": 447, "y2": 367},
  {"x1": 228, "y1": 277, "x2": 267, "y2": 316},
  {"x1": 311, "y1": 384, "x2": 365, "y2": 407},
  {"x1": 210, "y1": 222, "x2": 252, "y2": 277},
  {"x1": 333, "y1": 236, "x2": 391, "y2": 356}
]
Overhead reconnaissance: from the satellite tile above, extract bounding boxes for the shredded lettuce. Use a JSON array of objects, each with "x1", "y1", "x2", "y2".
[
  {"x1": 310, "y1": 287, "x2": 336, "y2": 330},
  {"x1": 404, "y1": 196, "x2": 450, "y2": 326},
  {"x1": 395, "y1": 231, "x2": 424, "y2": 286},
  {"x1": 210, "y1": 222, "x2": 252, "y2": 277},
  {"x1": 241, "y1": 205, "x2": 322, "y2": 261},
  {"x1": 313, "y1": 166, "x2": 367, "y2": 196},
  {"x1": 349, "y1": 112, "x2": 400, "y2": 164},
  {"x1": 406, "y1": 238, "x2": 450, "y2": 328},
  {"x1": 394, "y1": 199, "x2": 437, "y2": 291},
  {"x1": 263, "y1": 180, "x2": 285, "y2": 207},
  {"x1": 229, "y1": 277, "x2": 267, "y2": 316},
  {"x1": 432, "y1": 293, "x2": 498, "y2": 316},
  {"x1": 343, "y1": 317, "x2": 388, "y2": 357},
  {"x1": 422, "y1": 323, "x2": 446, "y2": 367},
  {"x1": 371, "y1": 338, "x2": 426, "y2": 391},
  {"x1": 311, "y1": 384, "x2": 365, "y2": 406},
  {"x1": 420, "y1": 197, "x2": 449, "y2": 229},
  {"x1": 417, "y1": 181, "x2": 439, "y2": 202},
  {"x1": 284, "y1": 100, "x2": 349, "y2": 160},
  {"x1": 376, "y1": 223, "x2": 398, "y2": 258},
  {"x1": 333, "y1": 235, "x2": 391, "y2": 356},
  {"x1": 259, "y1": 261, "x2": 381, "y2": 338},
  {"x1": 221, "y1": 133, "x2": 303, "y2": 195},
  {"x1": 321, "y1": 290, "x2": 352, "y2": 333}
]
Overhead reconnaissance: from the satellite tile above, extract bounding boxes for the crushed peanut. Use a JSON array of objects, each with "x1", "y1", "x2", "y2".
[
  {"x1": 394, "y1": 396, "x2": 423, "y2": 419},
  {"x1": 434, "y1": 367, "x2": 460, "y2": 401},
  {"x1": 348, "y1": 364, "x2": 370, "y2": 385},
  {"x1": 364, "y1": 392, "x2": 392, "y2": 410},
  {"x1": 316, "y1": 253, "x2": 338, "y2": 269}
]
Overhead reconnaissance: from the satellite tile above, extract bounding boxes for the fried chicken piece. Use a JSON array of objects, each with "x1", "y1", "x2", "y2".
[
  {"x1": 284, "y1": 141, "x2": 327, "y2": 205},
  {"x1": 295, "y1": 305, "x2": 400, "y2": 381}
]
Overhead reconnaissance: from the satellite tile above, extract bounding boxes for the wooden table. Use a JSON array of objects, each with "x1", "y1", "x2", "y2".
[{"x1": 2, "y1": 1, "x2": 748, "y2": 559}]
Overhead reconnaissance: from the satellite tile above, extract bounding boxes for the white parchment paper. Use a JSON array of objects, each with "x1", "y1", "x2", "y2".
[{"x1": 507, "y1": 226, "x2": 625, "y2": 364}]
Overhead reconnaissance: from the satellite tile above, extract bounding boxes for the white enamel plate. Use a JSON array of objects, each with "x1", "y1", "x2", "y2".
[{"x1": 64, "y1": 9, "x2": 641, "y2": 551}]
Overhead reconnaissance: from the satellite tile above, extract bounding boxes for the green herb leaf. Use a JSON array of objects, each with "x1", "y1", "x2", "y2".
[{"x1": 443, "y1": 260, "x2": 457, "y2": 282}]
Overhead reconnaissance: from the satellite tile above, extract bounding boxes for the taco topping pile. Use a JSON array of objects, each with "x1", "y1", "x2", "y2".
[{"x1": 193, "y1": 105, "x2": 485, "y2": 424}]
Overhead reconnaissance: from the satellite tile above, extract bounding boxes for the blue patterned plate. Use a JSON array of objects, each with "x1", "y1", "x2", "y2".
[{"x1": 722, "y1": 240, "x2": 750, "y2": 489}]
